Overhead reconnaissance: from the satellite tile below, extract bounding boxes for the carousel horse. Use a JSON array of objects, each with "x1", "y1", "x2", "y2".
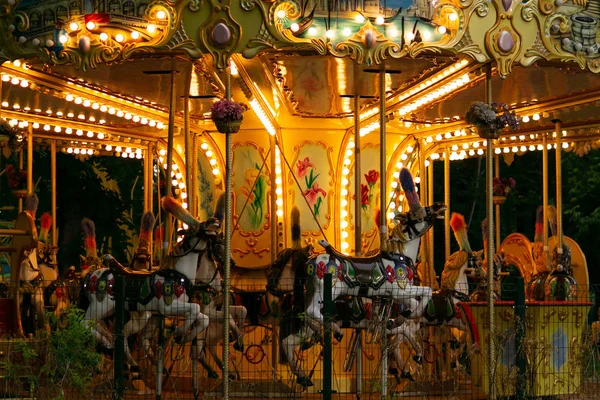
[
  {"x1": 80, "y1": 199, "x2": 223, "y2": 370},
  {"x1": 283, "y1": 169, "x2": 446, "y2": 386},
  {"x1": 19, "y1": 196, "x2": 59, "y2": 332},
  {"x1": 386, "y1": 213, "x2": 485, "y2": 380}
]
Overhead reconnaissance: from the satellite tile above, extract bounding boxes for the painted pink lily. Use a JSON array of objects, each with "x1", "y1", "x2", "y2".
[
  {"x1": 296, "y1": 157, "x2": 315, "y2": 179},
  {"x1": 304, "y1": 182, "x2": 327, "y2": 205}
]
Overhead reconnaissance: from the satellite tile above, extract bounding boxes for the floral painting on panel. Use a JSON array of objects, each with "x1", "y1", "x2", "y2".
[
  {"x1": 196, "y1": 150, "x2": 219, "y2": 221},
  {"x1": 291, "y1": 142, "x2": 330, "y2": 232},
  {"x1": 234, "y1": 145, "x2": 269, "y2": 232},
  {"x1": 350, "y1": 145, "x2": 380, "y2": 233}
]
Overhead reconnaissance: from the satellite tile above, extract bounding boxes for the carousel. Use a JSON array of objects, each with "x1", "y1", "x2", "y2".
[{"x1": 0, "y1": 0, "x2": 598, "y2": 398}]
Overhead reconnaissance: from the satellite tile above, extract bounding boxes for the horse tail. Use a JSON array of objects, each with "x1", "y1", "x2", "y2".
[
  {"x1": 534, "y1": 206, "x2": 544, "y2": 243},
  {"x1": 81, "y1": 218, "x2": 97, "y2": 259},
  {"x1": 214, "y1": 193, "x2": 226, "y2": 225},
  {"x1": 77, "y1": 278, "x2": 90, "y2": 312},
  {"x1": 547, "y1": 205, "x2": 557, "y2": 238},
  {"x1": 291, "y1": 206, "x2": 301, "y2": 249}
]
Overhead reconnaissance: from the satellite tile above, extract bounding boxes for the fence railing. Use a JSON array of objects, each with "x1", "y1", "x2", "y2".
[{"x1": 0, "y1": 276, "x2": 599, "y2": 399}]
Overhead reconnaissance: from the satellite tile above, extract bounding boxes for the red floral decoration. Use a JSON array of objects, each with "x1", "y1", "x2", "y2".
[
  {"x1": 386, "y1": 265, "x2": 395, "y2": 283},
  {"x1": 4, "y1": 164, "x2": 27, "y2": 189},
  {"x1": 316, "y1": 261, "x2": 327, "y2": 279}
]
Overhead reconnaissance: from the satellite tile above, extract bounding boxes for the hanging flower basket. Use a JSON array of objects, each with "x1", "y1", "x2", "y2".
[
  {"x1": 0, "y1": 119, "x2": 26, "y2": 154},
  {"x1": 493, "y1": 195, "x2": 506, "y2": 205},
  {"x1": 214, "y1": 119, "x2": 242, "y2": 134},
  {"x1": 11, "y1": 189, "x2": 28, "y2": 199},
  {"x1": 210, "y1": 99, "x2": 247, "y2": 134},
  {"x1": 465, "y1": 101, "x2": 520, "y2": 139}
]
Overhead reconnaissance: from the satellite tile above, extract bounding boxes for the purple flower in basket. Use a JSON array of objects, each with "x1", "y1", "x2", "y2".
[
  {"x1": 465, "y1": 101, "x2": 520, "y2": 133},
  {"x1": 493, "y1": 177, "x2": 516, "y2": 196},
  {"x1": 210, "y1": 99, "x2": 246, "y2": 123}
]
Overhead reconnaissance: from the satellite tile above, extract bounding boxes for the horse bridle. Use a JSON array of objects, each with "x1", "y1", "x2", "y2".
[{"x1": 173, "y1": 227, "x2": 221, "y2": 291}]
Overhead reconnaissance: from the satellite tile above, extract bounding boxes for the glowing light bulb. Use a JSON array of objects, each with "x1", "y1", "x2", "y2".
[
  {"x1": 325, "y1": 29, "x2": 335, "y2": 39},
  {"x1": 290, "y1": 23, "x2": 299, "y2": 32},
  {"x1": 115, "y1": 34, "x2": 124, "y2": 43},
  {"x1": 355, "y1": 15, "x2": 365, "y2": 23},
  {"x1": 59, "y1": 35, "x2": 68, "y2": 44},
  {"x1": 70, "y1": 22, "x2": 79, "y2": 31},
  {"x1": 156, "y1": 10, "x2": 166, "y2": 19},
  {"x1": 522, "y1": 115, "x2": 530, "y2": 123},
  {"x1": 448, "y1": 12, "x2": 458, "y2": 22},
  {"x1": 131, "y1": 31, "x2": 140, "y2": 40},
  {"x1": 375, "y1": 16, "x2": 384, "y2": 25},
  {"x1": 532, "y1": 113, "x2": 540, "y2": 121},
  {"x1": 406, "y1": 32, "x2": 415, "y2": 41},
  {"x1": 105, "y1": 145, "x2": 112, "y2": 151},
  {"x1": 86, "y1": 21, "x2": 96, "y2": 30},
  {"x1": 147, "y1": 25, "x2": 156, "y2": 34},
  {"x1": 437, "y1": 25, "x2": 447, "y2": 34},
  {"x1": 307, "y1": 27, "x2": 317, "y2": 36},
  {"x1": 276, "y1": 10, "x2": 286, "y2": 19},
  {"x1": 99, "y1": 32, "x2": 108, "y2": 41}
]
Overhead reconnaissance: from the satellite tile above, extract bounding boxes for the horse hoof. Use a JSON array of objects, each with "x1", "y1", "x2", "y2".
[
  {"x1": 333, "y1": 332, "x2": 344, "y2": 342},
  {"x1": 208, "y1": 371, "x2": 219, "y2": 379},
  {"x1": 401, "y1": 371, "x2": 415, "y2": 381},
  {"x1": 413, "y1": 355, "x2": 423, "y2": 364},
  {"x1": 233, "y1": 340, "x2": 244, "y2": 353},
  {"x1": 297, "y1": 376, "x2": 314, "y2": 387}
]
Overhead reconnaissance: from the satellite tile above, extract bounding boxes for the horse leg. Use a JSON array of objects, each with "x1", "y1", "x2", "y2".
[
  {"x1": 83, "y1": 298, "x2": 115, "y2": 350},
  {"x1": 282, "y1": 326, "x2": 314, "y2": 387},
  {"x1": 142, "y1": 316, "x2": 159, "y2": 365},
  {"x1": 196, "y1": 325, "x2": 219, "y2": 378},
  {"x1": 305, "y1": 280, "x2": 344, "y2": 341},
  {"x1": 160, "y1": 301, "x2": 203, "y2": 343},
  {"x1": 122, "y1": 311, "x2": 152, "y2": 371},
  {"x1": 33, "y1": 288, "x2": 47, "y2": 331}
]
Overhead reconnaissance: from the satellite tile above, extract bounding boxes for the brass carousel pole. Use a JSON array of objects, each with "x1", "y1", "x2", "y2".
[
  {"x1": 542, "y1": 134, "x2": 549, "y2": 262},
  {"x1": 26, "y1": 125, "x2": 33, "y2": 194},
  {"x1": 485, "y1": 64, "x2": 496, "y2": 400},
  {"x1": 222, "y1": 65, "x2": 233, "y2": 400},
  {"x1": 379, "y1": 60, "x2": 388, "y2": 399},
  {"x1": 184, "y1": 97, "x2": 192, "y2": 216},
  {"x1": 444, "y1": 146, "x2": 450, "y2": 259},
  {"x1": 428, "y1": 153, "x2": 434, "y2": 272},
  {"x1": 495, "y1": 156, "x2": 501, "y2": 249},
  {"x1": 191, "y1": 135, "x2": 199, "y2": 216},
  {"x1": 419, "y1": 141, "x2": 431, "y2": 285},
  {"x1": 554, "y1": 119, "x2": 563, "y2": 250},
  {"x1": 354, "y1": 63, "x2": 362, "y2": 256},
  {"x1": 51, "y1": 140, "x2": 57, "y2": 254},
  {"x1": 164, "y1": 67, "x2": 177, "y2": 254}
]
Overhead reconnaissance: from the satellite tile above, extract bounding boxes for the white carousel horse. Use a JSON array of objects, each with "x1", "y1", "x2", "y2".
[
  {"x1": 80, "y1": 199, "x2": 224, "y2": 370},
  {"x1": 281, "y1": 198, "x2": 447, "y2": 384}
]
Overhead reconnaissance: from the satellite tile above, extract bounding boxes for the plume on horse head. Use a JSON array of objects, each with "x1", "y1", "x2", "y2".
[
  {"x1": 161, "y1": 196, "x2": 201, "y2": 227},
  {"x1": 25, "y1": 193, "x2": 38, "y2": 218},
  {"x1": 39, "y1": 213, "x2": 52, "y2": 243},
  {"x1": 450, "y1": 213, "x2": 472, "y2": 254},
  {"x1": 139, "y1": 211, "x2": 155, "y2": 250},
  {"x1": 400, "y1": 168, "x2": 421, "y2": 212},
  {"x1": 547, "y1": 205, "x2": 558, "y2": 238},
  {"x1": 81, "y1": 218, "x2": 97, "y2": 258},
  {"x1": 534, "y1": 206, "x2": 544, "y2": 243},
  {"x1": 481, "y1": 218, "x2": 489, "y2": 256},
  {"x1": 214, "y1": 193, "x2": 226, "y2": 225}
]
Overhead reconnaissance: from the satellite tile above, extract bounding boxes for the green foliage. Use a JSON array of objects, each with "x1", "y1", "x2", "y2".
[{"x1": 0, "y1": 307, "x2": 103, "y2": 399}]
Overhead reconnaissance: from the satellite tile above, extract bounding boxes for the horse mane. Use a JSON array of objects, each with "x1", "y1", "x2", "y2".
[
  {"x1": 440, "y1": 250, "x2": 468, "y2": 290},
  {"x1": 266, "y1": 248, "x2": 298, "y2": 289}
]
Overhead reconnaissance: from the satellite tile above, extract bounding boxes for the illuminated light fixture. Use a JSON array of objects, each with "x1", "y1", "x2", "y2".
[
  {"x1": 67, "y1": 148, "x2": 73, "y2": 154},
  {"x1": 65, "y1": 94, "x2": 74, "y2": 101},
  {"x1": 115, "y1": 146, "x2": 122, "y2": 152},
  {"x1": 115, "y1": 34, "x2": 124, "y2": 43},
  {"x1": 307, "y1": 27, "x2": 317, "y2": 36},
  {"x1": 100, "y1": 105, "x2": 108, "y2": 112},
  {"x1": 375, "y1": 16, "x2": 384, "y2": 24},
  {"x1": 131, "y1": 31, "x2": 140, "y2": 39},
  {"x1": 65, "y1": 128, "x2": 72, "y2": 134},
  {"x1": 43, "y1": 124, "x2": 50, "y2": 131},
  {"x1": 290, "y1": 23, "x2": 299, "y2": 32},
  {"x1": 87, "y1": 131, "x2": 94, "y2": 138},
  {"x1": 59, "y1": 35, "x2": 68, "y2": 44},
  {"x1": 32, "y1": 122, "x2": 39, "y2": 128},
  {"x1": 19, "y1": 79, "x2": 28, "y2": 88},
  {"x1": 92, "y1": 102, "x2": 99, "y2": 110},
  {"x1": 1, "y1": 75, "x2": 9, "y2": 82},
  {"x1": 99, "y1": 32, "x2": 109, "y2": 41},
  {"x1": 105, "y1": 145, "x2": 112, "y2": 151},
  {"x1": 156, "y1": 10, "x2": 167, "y2": 19},
  {"x1": 69, "y1": 22, "x2": 79, "y2": 31},
  {"x1": 76, "y1": 129, "x2": 83, "y2": 136},
  {"x1": 325, "y1": 29, "x2": 335, "y2": 39},
  {"x1": 422, "y1": 31, "x2": 432, "y2": 41},
  {"x1": 388, "y1": 28, "x2": 398, "y2": 37},
  {"x1": 522, "y1": 115, "x2": 530, "y2": 123},
  {"x1": 156, "y1": 122, "x2": 165, "y2": 129},
  {"x1": 562, "y1": 142, "x2": 569, "y2": 149},
  {"x1": 230, "y1": 60, "x2": 239, "y2": 76},
  {"x1": 108, "y1": 107, "x2": 116, "y2": 114},
  {"x1": 54, "y1": 126, "x2": 61, "y2": 133},
  {"x1": 83, "y1": 99, "x2": 91, "y2": 107},
  {"x1": 87, "y1": 149, "x2": 94, "y2": 155},
  {"x1": 141, "y1": 118, "x2": 148, "y2": 124},
  {"x1": 149, "y1": 120, "x2": 156, "y2": 127},
  {"x1": 11, "y1": 77, "x2": 19, "y2": 85},
  {"x1": 355, "y1": 15, "x2": 365, "y2": 23},
  {"x1": 249, "y1": 98, "x2": 276, "y2": 135},
  {"x1": 532, "y1": 113, "x2": 540, "y2": 121},
  {"x1": 147, "y1": 24, "x2": 156, "y2": 34},
  {"x1": 86, "y1": 21, "x2": 96, "y2": 30},
  {"x1": 74, "y1": 97, "x2": 83, "y2": 105},
  {"x1": 343, "y1": 27, "x2": 352, "y2": 36},
  {"x1": 437, "y1": 25, "x2": 447, "y2": 34},
  {"x1": 74, "y1": 148, "x2": 80, "y2": 154},
  {"x1": 117, "y1": 110, "x2": 125, "y2": 117},
  {"x1": 405, "y1": 32, "x2": 415, "y2": 41},
  {"x1": 132, "y1": 115, "x2": 141, "y2": 122},
  {"x1": 276, "y1": 9, "x2": 286, "y2": 19},
  {"x1": 448, "y1": 12, "x2": 458, "y2": 21}
]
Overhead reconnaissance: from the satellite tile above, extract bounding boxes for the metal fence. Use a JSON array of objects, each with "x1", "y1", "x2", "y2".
[{"x1": 0, "y1": 277, "x2": 599, "y2": 399}]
